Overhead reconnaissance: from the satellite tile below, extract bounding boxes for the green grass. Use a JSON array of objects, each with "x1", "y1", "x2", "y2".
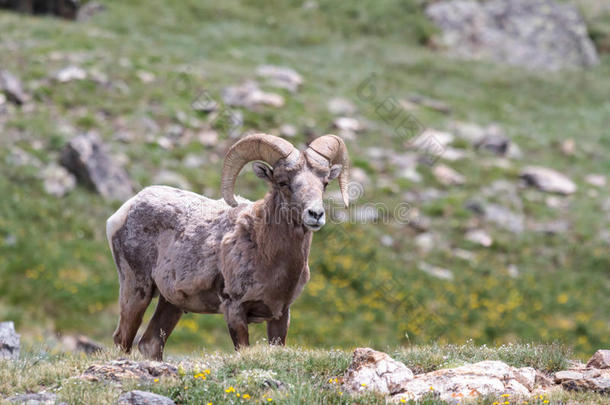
[
  {"x1": 0, "y1": 0, "x2": 609, "y2": 362},
  {"x1": 1, "y1": 343, "x2": 607, "y2": 405}
]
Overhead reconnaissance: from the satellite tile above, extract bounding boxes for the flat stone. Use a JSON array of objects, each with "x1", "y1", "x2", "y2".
[
  {"x1": 433, "y1": 164, "x2": 465, "y2": 186},
  {"x1": 418, "y1": 262, "x2": 453, "y2": 280},
  {"x1": 117, "y1": 390, "x2": 175, "y2": 405},
  {"x1": 521, "y1": 166, "x2": 577, "y2": 195},
  {"x1": 327, "y1": 97, "x2": 356, "y2": 115},
  {"x1": 465, "y1": 229, "x2": 493, "y2": 247},
  {"x1": 256, "y1": 65, "x2": 303, "y2": 93},
  {"x1": 79, "y1": 359, "x2": 178, "y2": 383},
  {"x1": 395, "y1": 361, "x2": 535, "y2": 402},
  {"x1": 55, "y1": 66, "x2": 87, "y2": 83},
  {"x1": 7, "y1": 392, "x2": 59, "y2": 404}
]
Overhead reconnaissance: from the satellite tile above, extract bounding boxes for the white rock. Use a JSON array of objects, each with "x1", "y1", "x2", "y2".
[
  {"x1": 279, "y1": 123, "x2": 297, "y2": 138},
  {"x1": 343, "y1": 348, "x2": 414, "y2": 395},
  {"x1": 327, "y1": 97, "x2": 356, "y2": 115},
  {"x1": 256, "y1": 65, "x2": 303, "y2": 93},
  {"x1": 395, "y1": 360, "x2": 534, "y2": 402},
  {"x1": 433, "y1": 164, "x2": 465, "y2": 186},
  {"x1": 585, "y1": 174, "x2": 606, "y2": 188},
  {"x1": 465, "y1": 229, "x2": 493, "y2": 247},
  {"x1": 521, "y1": 166, "x2": 577, "y2": 195},
  {"x1": 197, "y1": 129, "x2": 218, "y2": 147},
  {"x1": 136, "y1": 70, "x2": 156, "y2": 83},
  {"x1": 333, "y1": 116, "x2": 364, "y2": 132},
  {"x1": 418, "y1": 261, "x2": 453, "y2": 280},
  {"x1": 55, "y1": 66, "x2": 87, "y2": 82},
  {"x1": 40, "y1": 164, "x2": 77, "y2": 197},
  {"x1": 587, "y1": 350, "x2": 610, "y2": 369}
]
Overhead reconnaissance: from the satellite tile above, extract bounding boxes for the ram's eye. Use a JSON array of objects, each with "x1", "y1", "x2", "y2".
[{"x1": 278, "y1": 181, "x2": 289, "y2": 188}]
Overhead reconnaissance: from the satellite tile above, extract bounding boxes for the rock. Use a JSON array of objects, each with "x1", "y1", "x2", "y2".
[
  {"x1": 136, "y1": 70, "x2": 155, "y2": 84},
  {"x1": 475, "y1": 131, "x2": 510, "y2": 155},
  {"x1": 585, "y1": 174, "x2": 606, "y2": 188},
  {"x1": 76, "y1": 1, "x2": 106, "y2": 21},
  {"x1": 79, "y1": 359, "x2": 178, "y2": 383},
  {"x1": 452, "y1": 121, "x2": 486, "y2": 144},
  {"x1": 530, "y1": 220, "x2": 570, "y2": 235},
  {"x1": 60, "y1": 133, "x2": 134, "y2": 201},
  {"x1": 416, "y1": 129, "x2": 454, "y2": 147},
  {"x1": 561, "y1": 139, "x2": 575, "y2": 156},
  {"x1": 182, "y1": 154, "x2": 206, "y2": 169},
  {"x1": 343, "y1": 348, "x2": 414, "y2": 395},
  {"x1": 327, "y1": 97, "x2": 356, "y2": 115},
  {"x1": 60, "y1": 335, "x2": 103, "y2": 355},
  {"x1": 117, "y1": 391, "x2": 175, "y2": 405},
  {"x1": 55, "y1": 66, "x2": 87, "y2": 83},
  {"x1": 405, "y1": 94, "x2": 451, "y2": 114},
  {"x1": 222, "y1": 81, "x2": 284, "y2": 109},
  {"x1": 440, "y1": 147, "x2": 468, "y2": 161},
  {"x1": 380, "y1": 235, "x2": 394, "y2": 247},
  {"x1": 0, "y1": 321, "x2": 20, "y2": 360},
  {"x1": 507, "y1": 264, "x2": 520, "y2": 278},
  {"x1": 414, "y1": 233, "x2": 440, "y2": 254},
  {"x1": 483, "y1": 204, "x2": 525, "y2": 234},
  {"x1": 256, "y1": 65, "x2": 303, "y2": 93},
  {"x1": 521, "y1": 166, "x2": 577, "y2": 195},
  {"x1": 426, "y1": 0, "x2": 599, "y2": 71},
  {"x1": 152, "y1": 170, "x2": 190, "y2": 190},
  {"x1": 418, "y1": 262, "x2": 453, "y2": 280},
  {"x1": 395, "y1": 361, "x2": 536, "y2": 402},
  {"x1": 6, "y1": 392, "x2": 59, "y2": 404},
  {"x1": 196, "y1": 129, "x2": 218, "y2": 147},
  {"x1": 40, "y1": 164, "x2": 77, "y2": 197},
  {"x1": 587, "y1": 350, "x2": 610, "y2": 369},
  {"x1": 0, "y1": 70, "x2": 27, "y2": 105},
  {"x1": 432, "y1": 164, "x2": 465, "y2": 186},
  {"x1": 554, "y1": 368, "x2": 610, "y2": 393},
  {"x1": 279, "y1": 123, "x2": 297, "y2": 138},
  {"x1": 333, "y1": 116, "x2": 364, "y2": 132},
  {"x1": 6, "y1": 147, "x2": 42, "y2": 168},
  {"x1": 465, "y1": 229, "x2": 493, "y2": 247}
]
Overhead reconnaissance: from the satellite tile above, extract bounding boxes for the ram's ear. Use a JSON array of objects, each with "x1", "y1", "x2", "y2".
[
  {"x1": 328, "y1": 164, "x2": 343, "y2": 181},
  {"x1": 252, "y1": 161, "x2": 274, "y2": 183}
]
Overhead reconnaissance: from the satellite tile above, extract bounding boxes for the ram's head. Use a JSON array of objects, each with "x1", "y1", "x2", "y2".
[{"x1": 221, "y1": 134, "x2": 349, "y2": 231}]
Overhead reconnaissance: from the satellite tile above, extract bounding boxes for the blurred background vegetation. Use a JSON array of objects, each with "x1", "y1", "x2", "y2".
[{"x1": 0, "y1": 0, "x2": 608, "y2": 359}]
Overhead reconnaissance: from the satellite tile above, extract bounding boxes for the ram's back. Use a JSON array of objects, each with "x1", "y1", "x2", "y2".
[{"x1": 107, "y1": 186, "x2": 249, "y2": 303}]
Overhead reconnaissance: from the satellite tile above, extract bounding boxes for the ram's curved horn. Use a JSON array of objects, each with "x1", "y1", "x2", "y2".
[
  {"x1": 307, "y1": 134, "x2": 350, "y2": 208},
  {"x1": 222, "y1": 133, "x2": 298, "y2": 207}
]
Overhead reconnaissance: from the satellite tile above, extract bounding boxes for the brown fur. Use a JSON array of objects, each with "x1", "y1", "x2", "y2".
[{"x1": 107, "y1": 151, "x2": 343, "y2": 359}]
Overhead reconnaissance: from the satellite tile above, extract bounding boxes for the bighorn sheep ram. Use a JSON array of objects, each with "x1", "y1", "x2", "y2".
[{"x1": 106, "y1": 133, "x2": 349, "y2": 359}]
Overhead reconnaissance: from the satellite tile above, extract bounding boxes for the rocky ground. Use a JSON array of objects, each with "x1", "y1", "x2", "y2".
[{"x1": 0, "y1": 333, "x2": 608, "y2": 404}]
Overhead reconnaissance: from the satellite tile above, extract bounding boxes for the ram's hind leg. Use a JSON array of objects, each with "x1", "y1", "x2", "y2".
[
  {"x1": 113, "y1": 274, "x2": 154, "y2": 353},
  {"x1": 138, "y1": 295, "x2": 183, "y2": 360}
]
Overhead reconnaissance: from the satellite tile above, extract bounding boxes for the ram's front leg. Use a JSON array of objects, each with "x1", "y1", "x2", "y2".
[
  {"x1": 224, "y1": 301, "x2": 249, "y2": 350},
  {"x1": 267, "y1": 307, "x2": 290, "y2": 345}
]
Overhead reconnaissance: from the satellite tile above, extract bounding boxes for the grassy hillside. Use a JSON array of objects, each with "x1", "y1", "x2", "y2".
[{"x1": 0, "y1": 0, "x2": 609, "y2": 359}]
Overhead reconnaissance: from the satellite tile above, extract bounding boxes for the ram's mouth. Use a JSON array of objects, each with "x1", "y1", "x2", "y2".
[{"x1": 304, "y1": 222, "x2": 323, "y2": 231}]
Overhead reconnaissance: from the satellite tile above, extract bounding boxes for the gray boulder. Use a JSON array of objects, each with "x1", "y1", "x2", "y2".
[
  {"x1": 60, "y1": 133, "x2": 133, "y2": 201},
  {"x1": 117, "y1": 391, "x2": 175, "y2": 405},
  {"x1": 0, "y1": 70, "x2": 27, "y2": 105},
  {"x1": 7, "y1": 392, "x2": 59, "y2": 404},
  {"x1": 521, "y1": 166, "x2": 577, "y2": 195},
  {"x1": 587, "y1": 350, "x2": 610, "y2": 369},
  {"x1": 426, "y1": 0, "x2": 599, "y2": 71},
  {"x1": 0, "y1": 321, "x2": 20, "y2": 360}
]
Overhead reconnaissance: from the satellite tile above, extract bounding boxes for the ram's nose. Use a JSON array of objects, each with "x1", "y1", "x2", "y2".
[{"x1": 303, "y1": 204, "x2": 325, "y2": 231}]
